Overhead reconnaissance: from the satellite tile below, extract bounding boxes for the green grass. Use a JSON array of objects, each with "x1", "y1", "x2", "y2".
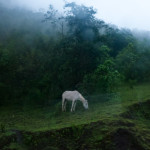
[
  {"x1": 0, "y1": 83, "x2": 150, "y2": 132},
  {"x1": 1, "y1": 83, "x2": 150, "y2": 149}
]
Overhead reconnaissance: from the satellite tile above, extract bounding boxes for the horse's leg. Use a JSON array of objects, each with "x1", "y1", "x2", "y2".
[
  {"x1": 73, "y1": 100, "x2": 77, "y2": 111},
  {"x1": 62, "y1": 97, "x2": 65, "y2": 111},
  {"x1": 64, "y1": 100, "x2": 67, "y2": 111},
  {"x1": 71, "y1": 100, "x2": 75, "y2": 112}
]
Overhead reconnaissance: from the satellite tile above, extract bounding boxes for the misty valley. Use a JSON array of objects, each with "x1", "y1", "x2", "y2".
[{"x1": 1, "y1": 1, "x2": 150, "y2": 150}]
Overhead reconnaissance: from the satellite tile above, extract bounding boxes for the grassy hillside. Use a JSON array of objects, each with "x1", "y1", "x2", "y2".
[
  {"x1": 1, "y1": 84, "x2": 150, "y2": 149},
  {"x1": 0, "y1": 83, "x2": 150, "y2": 131}
]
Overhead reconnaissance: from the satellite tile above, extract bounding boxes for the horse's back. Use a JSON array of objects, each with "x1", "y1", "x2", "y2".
[{"x1": 62, "y1": 90, "x2": 80, "y2": 100}]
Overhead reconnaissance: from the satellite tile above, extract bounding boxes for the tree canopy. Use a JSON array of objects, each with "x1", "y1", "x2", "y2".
[{"x1": 0, "y1": 2, "x2": 150, "y2": 106}]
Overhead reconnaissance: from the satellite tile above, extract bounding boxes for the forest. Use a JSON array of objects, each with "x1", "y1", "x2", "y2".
[
  {"x1": 0, "y1": 2, "x2": 150, "y2": 106},
  {"x1": 1, "y1": 2, "x2": 150, "y2": 150}
]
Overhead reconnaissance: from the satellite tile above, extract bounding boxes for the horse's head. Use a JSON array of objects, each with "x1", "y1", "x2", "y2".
[{"x1": 83, "y1": 100, "x2": 88, "y2": 109}]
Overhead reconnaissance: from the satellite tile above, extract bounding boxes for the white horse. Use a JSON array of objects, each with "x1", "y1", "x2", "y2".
[{"x1": 62, "y1": 90, "x2": 88, "y2": 112}]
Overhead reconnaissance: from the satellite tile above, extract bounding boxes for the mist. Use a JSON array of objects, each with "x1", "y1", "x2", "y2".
[
  {"x1": 0, "y1": 0, "x2": 64, "y2": 12},
  {"x1": 1, "y1": 0, "x2": 150, "y2": 31}
]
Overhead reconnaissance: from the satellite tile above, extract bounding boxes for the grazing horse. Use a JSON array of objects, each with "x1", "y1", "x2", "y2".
[{"x1": 62, "y1": 90, "x2": 88, "y2": 112}]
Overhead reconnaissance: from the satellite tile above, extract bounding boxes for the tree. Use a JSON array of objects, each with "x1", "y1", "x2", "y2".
[
  {"x1": 81, "y1": 59, "x2": 121, "y2": 94},
  {"x1": 44, "y1": 5, "x2": 66, "y2": 38},
  {"x1": 116, "y1": 43, "x2": 139, "y2": 81},
  {"x1": 64, "y1": 2, "x2": 105, "y2": 41},
  {"x1": 101, "y1": 28, "x2": 135, "y2": 57}
]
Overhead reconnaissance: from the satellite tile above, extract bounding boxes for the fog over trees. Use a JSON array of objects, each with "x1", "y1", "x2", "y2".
[{"x1": 0, "y1": 2, "x2": 150, "y2": 106}]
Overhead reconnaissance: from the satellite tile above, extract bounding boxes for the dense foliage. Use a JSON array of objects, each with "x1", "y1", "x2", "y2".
[{"x1": 0, "y1": 2, "x2": 150, "y2": 106}]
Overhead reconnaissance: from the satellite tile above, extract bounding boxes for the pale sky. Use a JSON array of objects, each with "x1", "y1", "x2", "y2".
[{"x1": 1, "y1": 0, "x2": 150, "y2": 31}]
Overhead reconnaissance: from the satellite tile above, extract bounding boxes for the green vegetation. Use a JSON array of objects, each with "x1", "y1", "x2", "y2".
[
  {"x1": 0, "y1": 2, "x2": 150, "y2": 105},
  {"x1": 1, "y1": 1, "x2": 150, "y2": 149},
  {"x1": 1, "y1": 84, "x2": 150, "y2": 149},
  {"x1": 0, "y1": 84, "x2": 150, "y2": 131}
]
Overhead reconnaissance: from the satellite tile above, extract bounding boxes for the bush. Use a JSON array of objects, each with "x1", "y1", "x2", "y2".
[{"x1": 81, "y1": 59, "x2": 121, "y2": 94}]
